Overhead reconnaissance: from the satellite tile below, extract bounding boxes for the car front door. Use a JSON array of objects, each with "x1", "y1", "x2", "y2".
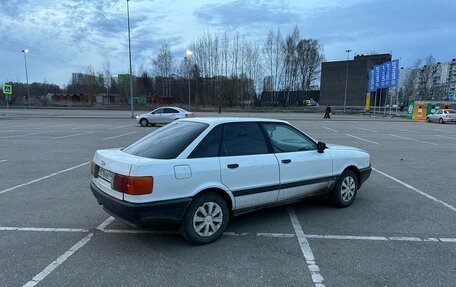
[
  {"x1": 151, "y1": 108, "x2": 166, "y2": 123},
  {"x1": 261, "y1": 123, "x2": 333, "y2": 202},
  {"x1": 219, "y1": 122, "x2": 280, "y2": 210}
]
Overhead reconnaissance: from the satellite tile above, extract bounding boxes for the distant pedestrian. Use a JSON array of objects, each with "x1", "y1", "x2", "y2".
[{"x1": 324, "y1": 105, "x2": 332, "y2": 119}]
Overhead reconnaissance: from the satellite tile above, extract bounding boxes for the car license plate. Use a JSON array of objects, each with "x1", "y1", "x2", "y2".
[{"x1": 98, "y1": 167, "x2": 113, "y2": 183}]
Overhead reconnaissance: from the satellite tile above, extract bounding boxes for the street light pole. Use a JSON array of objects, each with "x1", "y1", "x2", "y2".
[
  {"x1": 185, "y1": 49, "x2": 193, "y2": 111},
  {"x1": 21, "y1": 49, "x2": 30, "y2": 109},
  {"x1": 127, "y1": 0, "x2": 134, "y2": 118},
  {"x1": 343, "y1": 49, "x2": 351, "y2": 113}
]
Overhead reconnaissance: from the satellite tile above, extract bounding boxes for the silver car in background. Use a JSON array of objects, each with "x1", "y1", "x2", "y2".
[
  {"x1": 426, "y1": 109, "x2": 456, "y2": 124},
  {"x1": 136, "y1": 107, "x2": 193, "y2": 126}
]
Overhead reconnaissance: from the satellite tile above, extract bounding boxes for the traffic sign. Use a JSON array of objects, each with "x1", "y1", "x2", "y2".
[{"x1": 3, "y1": 84, "x2": 12, "y2": 95}]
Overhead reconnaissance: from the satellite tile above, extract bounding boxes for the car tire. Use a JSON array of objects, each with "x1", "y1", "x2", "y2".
[
  {"x1": 329, "y1": 169, "x2": 358, "y2": 208},
  {"x1": 180, "y1": 193, "x2": 229, "y2": 245},
  {"x1": 139, "y1": 118, "x2": 149, "y2": 127},
  {"x1": 426, "y1": 117, "x2": 430, "y2": 123},
  {"x1": 439, "y1": 118, "x2": 444, "y2": 124}
]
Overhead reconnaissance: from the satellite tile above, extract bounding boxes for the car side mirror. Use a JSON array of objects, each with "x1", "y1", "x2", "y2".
[{"x1": 317, "y1": 142, "x2": 327, "y2": 153}]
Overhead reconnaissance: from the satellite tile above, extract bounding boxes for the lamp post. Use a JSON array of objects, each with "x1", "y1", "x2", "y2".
[
  {"x1": 127, "y1": 0, "x2": 134, "y2": 118},
  {"x1": 21, "y1": 49, "x2": 31, "y2": 109},
  {"x1": 185, "y1": 49, "x2": 193, "y2": 111},
  {"x1": 343, "y1": 49, "x2": 351, "y2": 112}
]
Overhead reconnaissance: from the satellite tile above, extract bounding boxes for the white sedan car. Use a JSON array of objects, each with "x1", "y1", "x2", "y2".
[
  {"x1": 135, "y1": 107, "x2": 193, "y2": 126},
  {"x1": 426, "y1": 109, "x2": 456, "y2": 124},
  {"x1": 91, "y1": 118, "x2": 371, "y2": 244}
]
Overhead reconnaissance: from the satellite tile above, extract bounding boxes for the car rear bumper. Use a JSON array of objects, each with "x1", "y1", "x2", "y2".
[
  {"x1": 90, "y1": 182, "x2": 192, "y2": 228},
  {"x1": 359, "y1": 166, "x2": 372, "y2": 187}
]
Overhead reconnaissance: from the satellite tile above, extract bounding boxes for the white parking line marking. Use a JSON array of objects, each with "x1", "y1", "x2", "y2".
[
  {"x1": 96, "y1": 217, "x2": 115, "y2": 231},
  {"x1": 0, "y1": 160, "x2": 7, "y2": 163},
  {"x1": 50, "y1": 131, "x2": 95, "y2": 140},
  {"x1": 0, "y1": 131, "x2": 54, "y2": 139},
  {"x1": 440, "y1": 238, "x2": 456, "y2": 243},
  {"x1": 373, "y1": 167, "x2": 456, "y2": 213},
  {"x1": 391, "y1": 127, "x2": 417, "y2": 133},
  {"x1": 22, "y1": 233, "x2": 94, "y2": 287},
  {"x1": 3, "y1": 226, "x2": 455, "y2": 244},
  {"x1": 288, "y1": 207, "x2": 325, "y2": 287},
  {"x1": 103, "y1": 229, "x2": 178, "y2": 235},
  {"x1": 390, "y1": 134, "x2": 438, "y2": 146},
  {"x1": 0, "y1": 227, "x2": 89, "y2": 232},
  {"x1": 0, "y1": 161, "x2": 90, "y2": 195},
  {"x1": 345, "y1": 134, "x2": 379, "y2": 144},
  {"x1": 43, "y1": 124, "x2": 67, "y2": 129},
  {"x1": 102, "y1": 132, "x2": 137, "y2": 140},
  {"x1": 355, "y1": 127, "x2": 378, "y2": 133},
  {"x1": 257, "y1": 232, "x2": 296, "y2": 238},
  {"x1": 306, "y1": 234, "x2": 387, "y2": 241},
  {"x1": 108, "y1": 124, "x2": 133, "y2": 130},
  {"x1": 71, "y1": 124, "x2": 99, "y2": 130},
  {"x1": 323, "y1": 127, "x2": 338, "y2": 133},
  {"x1": 436, "y1": 134, "x2": 456, "y2": 140}
]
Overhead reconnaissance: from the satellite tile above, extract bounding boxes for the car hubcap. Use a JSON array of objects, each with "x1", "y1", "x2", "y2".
[
  {"x1": 341, "y1": 176, "x2": 356, "y2": 202},
  {"x1": 193, "y1": 202, "x2": 223, "y2": 237}
]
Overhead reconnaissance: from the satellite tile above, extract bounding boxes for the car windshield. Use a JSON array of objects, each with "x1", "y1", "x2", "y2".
[
  {"x1": 123, "y1": 121, "x2": 208, "y2": 159},
  {"x1": 446, "y1": 110, "x2": 455, "y2": 114}
]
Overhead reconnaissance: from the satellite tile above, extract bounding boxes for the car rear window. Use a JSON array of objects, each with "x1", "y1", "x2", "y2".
[{"x1": 123, "y1": 121, "x2": 208, "y2": 159}]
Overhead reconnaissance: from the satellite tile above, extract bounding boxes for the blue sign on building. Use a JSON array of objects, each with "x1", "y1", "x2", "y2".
[
  {"x1": 368, "y1": 59, "x2": 400, "y2": 91},
  {"x1": 390, "y1": 59, "x2": 400, "y2": 87},
  {"x1": 367, "y1": 68, "x2": 375, "y2": 92},
  {"x1": 374, "y1": 65, "x2": 381, "y2": 89}
]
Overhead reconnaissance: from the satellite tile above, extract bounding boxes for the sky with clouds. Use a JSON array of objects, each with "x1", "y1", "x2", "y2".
[{"x1": 1, "y1": 0, "x2": 455, "y2": 87}]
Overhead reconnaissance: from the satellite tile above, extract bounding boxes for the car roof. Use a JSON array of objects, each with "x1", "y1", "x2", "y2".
[
  {"x1": 179, "y1": 117, "x2": 289, "y2": 125},
  {"x1": 153, "y1": 106, "x2": 186, "y2": 111}
]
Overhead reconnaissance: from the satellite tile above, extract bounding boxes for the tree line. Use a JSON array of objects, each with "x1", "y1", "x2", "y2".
[{"x1": 2, "y1": 26, "x2": 325, "y2": 107}]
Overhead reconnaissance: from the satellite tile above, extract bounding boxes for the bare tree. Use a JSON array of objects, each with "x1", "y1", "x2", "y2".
[
  {"x1": 296, "y1": 39, "x2": 324, "y2": 92},
  {"x1": 283, "y1": 26, "x2": 300, "y2": 105},
  {"x1": 152, "y1": 43, "x2": 173, "y2": 96},
  {"x1": 401, "y1": 59, "x2": 421, "y2": 102},
  {"x1": 417, "y1": 55, "x2": 438, "y2": 99},
  {"x1": 263, "y1": 28, "x2": 285, "y2": 104},
  {"x1": 103, "y1": 59, "x2": 112, "y2": 96}
]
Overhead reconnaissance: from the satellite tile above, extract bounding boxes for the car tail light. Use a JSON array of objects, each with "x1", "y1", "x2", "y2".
[
  {"x1": 185, "y1": 113, "x2": 193, "y2": 118},
  {"x1": 112, "y1": 174, "x2": 153, "y2": 195},
  {"x1": 90, "y1": 161, "x2": 99, "y2": 177}
]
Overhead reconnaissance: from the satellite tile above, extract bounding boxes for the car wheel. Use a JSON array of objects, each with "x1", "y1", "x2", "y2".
[
  {"x1": 139, "y1": 118, "x2": 149, "y2": 127},
  {"x1": 426, "y1": 117, "x2": 430, "y2": 123},
  {"x1": 439, "y1": 118, "x2": 444, "y2": 124},
  {"x1": 180, "y1": 193, "x2": 229, "y2": 245},
  {"x1": 329, "y1": 169, "x2": 358, "y2": 208}
]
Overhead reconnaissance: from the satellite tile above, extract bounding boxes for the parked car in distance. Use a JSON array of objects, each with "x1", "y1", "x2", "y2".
[
  {"x1": 90, "y1": 118, "x2": 371, "y2": 245},
  {"x1": 426, "y1": 109, "x2": 456, "y2": 124},
  {"x1": 135, "y1": 107, "x2": 193, "y2": 126}
]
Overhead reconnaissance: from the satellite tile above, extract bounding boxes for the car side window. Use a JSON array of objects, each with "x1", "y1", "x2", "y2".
[
  {"x1": 221, "y1": 123, "x2": 269, "y2": 156},
  {"x1": 435, "y1": 110, "x2": 442, "y2": 114},
  {"x1": 152, "y1": 109, "x2": 163, "y2": 114},
  {"x1": 261, "y1": 123, "x2": 317, "y2": 153},
  {"x1": 164, "y1": 108, "x2": 178, "y2": 113},
  {"x1": 188, "y1": 125, "x2": 223, "y2": 158}
]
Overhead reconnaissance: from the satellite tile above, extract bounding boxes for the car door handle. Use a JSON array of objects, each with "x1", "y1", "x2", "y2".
[
  {"x1": 227, "y1": 164, "x2": 239, "y2": 169},
  {"x1": 281, "y1": 159, "x2": 292, "y2": 164}
]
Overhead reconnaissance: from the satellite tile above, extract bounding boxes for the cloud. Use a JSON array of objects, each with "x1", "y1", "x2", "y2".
[{"x1": 195, "y1": 0, "x2": 302, "y2": 28}]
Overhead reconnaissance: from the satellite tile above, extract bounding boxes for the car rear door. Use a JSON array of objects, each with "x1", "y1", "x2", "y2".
[
  {"x1": 219, "y1": 122, "x2": 280, "y2": 210},
  {"x1": 163, "y1": 108, "x2": 179, "y2": 123},
  {"x1": 261, "y1": 123, "x2": 333, "y2": 202}
]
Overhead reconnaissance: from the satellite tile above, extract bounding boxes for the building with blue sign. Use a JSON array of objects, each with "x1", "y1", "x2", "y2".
[{"x1": 320, "y1": 53, "x2": 391, "y2": 106}]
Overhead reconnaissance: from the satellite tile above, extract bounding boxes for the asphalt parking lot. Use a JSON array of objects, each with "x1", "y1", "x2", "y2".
[{"x1": 0, "y1": 109, "x2": 455, "y2": 287}]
